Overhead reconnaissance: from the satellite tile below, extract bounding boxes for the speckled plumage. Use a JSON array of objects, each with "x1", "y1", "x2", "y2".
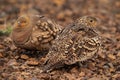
[
  {"x1": 42, "y1": 16, "x2": 101, "y2": 72},
  {"x1": 11, "y1": 14, "x2": 62, "y2": 51}
]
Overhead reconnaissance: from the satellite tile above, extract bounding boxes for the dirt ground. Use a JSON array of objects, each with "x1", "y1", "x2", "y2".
[{"x1": 0, "y1": 0, "x2": 120, "y2": 80}]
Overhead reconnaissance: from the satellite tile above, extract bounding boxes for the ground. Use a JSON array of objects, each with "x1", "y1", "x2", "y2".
[{"x1": 0, "y1": 0, "x2": 120, "y2": 80}]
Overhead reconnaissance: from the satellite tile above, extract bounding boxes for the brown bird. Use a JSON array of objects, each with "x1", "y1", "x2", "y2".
[
  {"x1": 42, "y1": 16, "x2": 101, "y2": 72},
  {"x1": 11, "y1": 14, "x2": 62, "y2": 51}
]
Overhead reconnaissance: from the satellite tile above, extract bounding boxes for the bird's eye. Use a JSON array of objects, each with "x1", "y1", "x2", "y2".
[{"x1": 90, "y1": 19, "x2": 93, "y2": 22}]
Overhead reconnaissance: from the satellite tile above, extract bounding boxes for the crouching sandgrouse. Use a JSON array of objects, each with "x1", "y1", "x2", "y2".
[
  {"x1": 11, "y1": 14, "x2": 62, "y2": 51},
  {"x1": 42, "y1": 16, "x2": 101, "y2": 72}
]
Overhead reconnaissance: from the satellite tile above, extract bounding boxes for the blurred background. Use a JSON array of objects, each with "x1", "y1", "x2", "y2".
[
  {"x1": 0, "y1": 0, "x2": 119, "y2": 30},
  {"x1": 0, "y1": 0, "x2": 120, "y2": 80}
]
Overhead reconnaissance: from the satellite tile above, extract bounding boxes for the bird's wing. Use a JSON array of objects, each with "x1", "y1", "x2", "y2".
[{"x1": 65, "y1": 28, "x2": 101, "y2": 64}]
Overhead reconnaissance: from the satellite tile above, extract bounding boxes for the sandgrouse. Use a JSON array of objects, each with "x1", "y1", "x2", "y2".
[
  {"x1": 11, "y1": 14, "x2": 62, "y2": 51},
  {"x1": 42, "y1": 16, "x2": 101, "y2": 72}
]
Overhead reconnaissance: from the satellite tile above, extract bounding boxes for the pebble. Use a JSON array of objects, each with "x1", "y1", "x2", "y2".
[
  {"x1": 20, "y1": 54, "x2": 29, "y2": 60},
  {"x1": 0, "y1": 44, "x2": 4, "y2": 49},
  {"x1": 7, "y1": 59, "x2": 18, "y2": 66},
  {"x1": 108, "y1": 54, "x2": 116, "y2": 60},
  {"x1": 117, "y1": 51, "x2": 120, "y2": 57},
  {"x1": 79, "y1": 72, "x2": 85, "y2": 77},
  {"x1": 26, "y1": 58, "x2": 39, "y2": 66},
  {"x1": 0, "y1": 53, "x2": 3, "y2": 58}
]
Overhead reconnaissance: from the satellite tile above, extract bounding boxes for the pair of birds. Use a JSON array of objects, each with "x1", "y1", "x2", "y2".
[{"x1": 11, "y1": 14, "x2": 101, "y2": 72}]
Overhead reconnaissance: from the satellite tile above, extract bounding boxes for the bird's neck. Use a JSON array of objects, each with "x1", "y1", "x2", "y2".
[{"x1": 12, "y1": 26, "x2": 33, "y2": 44}]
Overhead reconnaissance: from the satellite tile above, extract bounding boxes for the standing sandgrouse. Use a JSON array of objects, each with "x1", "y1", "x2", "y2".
[
  {"x1": 42, "y1": 16, "x2": 101, "y2": 72},
  {"x1": 11, "y1": 14, "x2": 62, "y2": 51}
]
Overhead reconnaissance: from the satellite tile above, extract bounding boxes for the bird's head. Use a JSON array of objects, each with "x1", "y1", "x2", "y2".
[
  {"x1": 15, "y1": 15, "x2": 30, "y2": 28},
  {"x1": 76, "y1": 16, "x2": 99, "y2": 27}
]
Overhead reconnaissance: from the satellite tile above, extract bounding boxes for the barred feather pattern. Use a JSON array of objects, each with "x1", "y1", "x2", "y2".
[{"x1": 42, "y1": 16, "x2": 101, "y2": 72}]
